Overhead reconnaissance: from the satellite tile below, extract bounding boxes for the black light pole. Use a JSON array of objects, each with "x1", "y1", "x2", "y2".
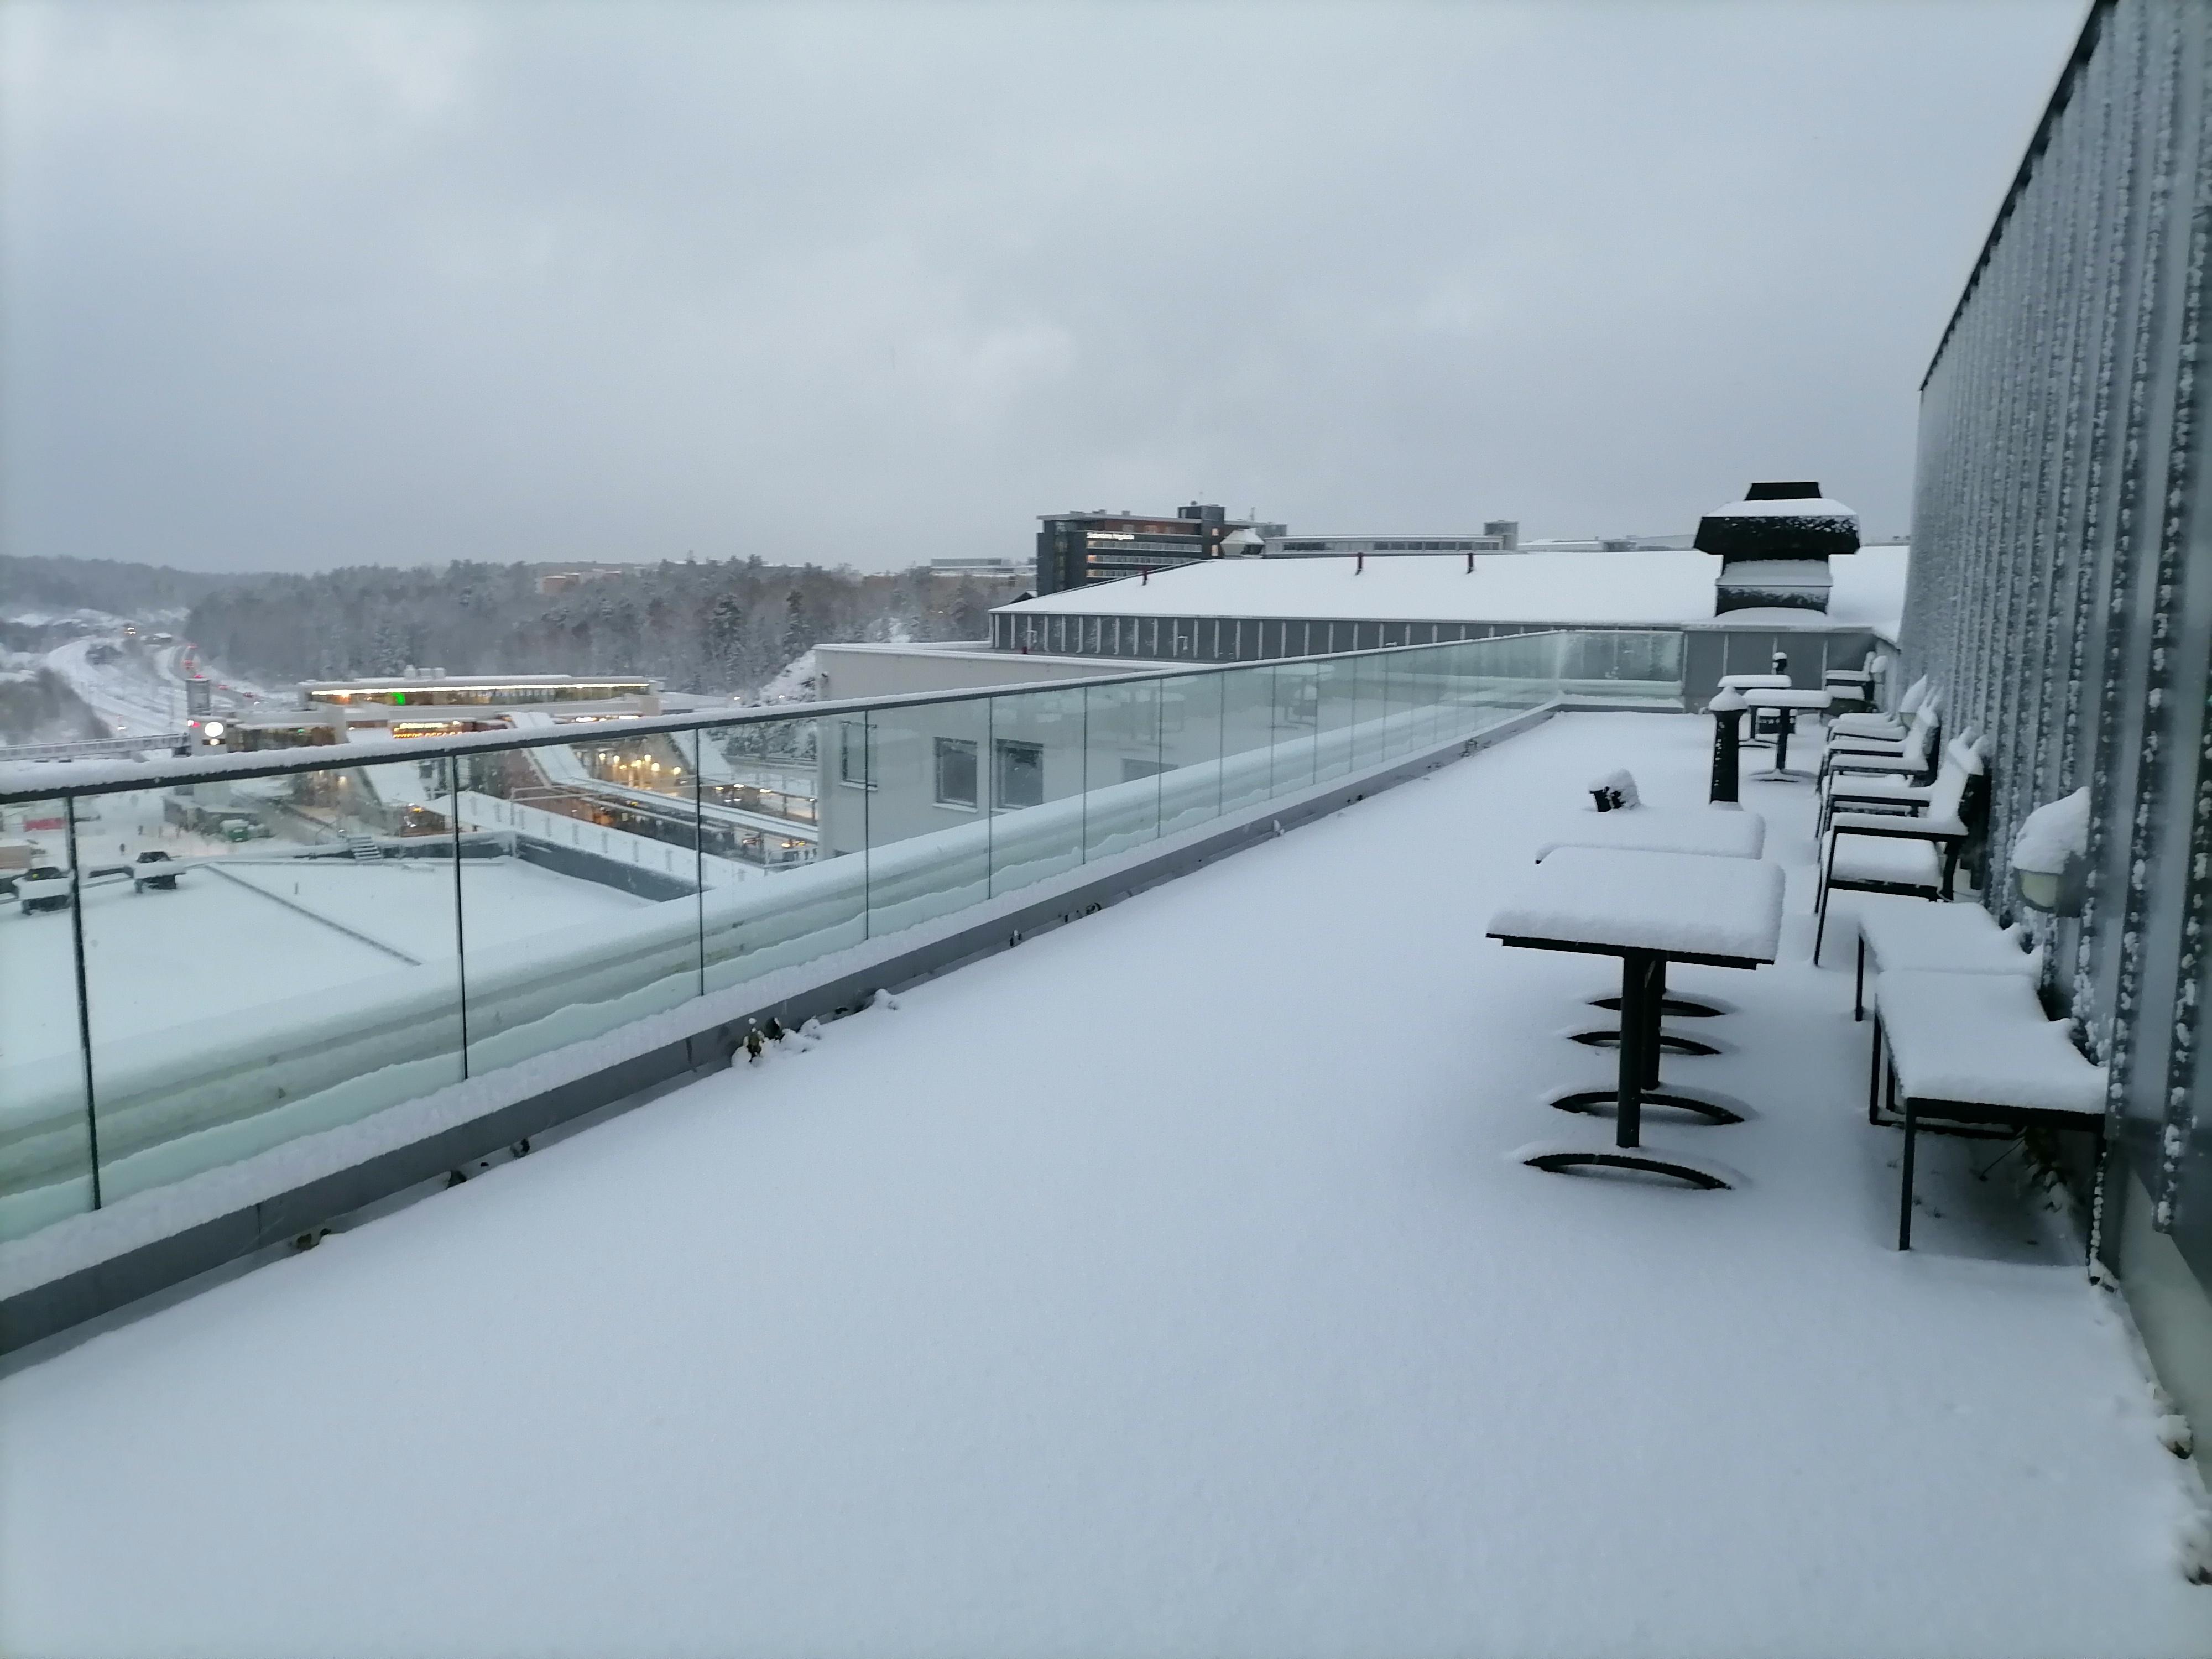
[{"x1": 1709, "y1": 688, "x2": 1745, "y2": 805}]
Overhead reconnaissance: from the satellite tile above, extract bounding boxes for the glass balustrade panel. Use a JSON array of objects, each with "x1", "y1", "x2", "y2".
[
  {"x1": 1217, "y1": 664, "x2": 1276, "y2": 816},
  {"x1": 697, "y1": 714, "x2": 852, "y2": 995},
  {"x1": 1082, "y1": 680, "x2": 1162, "y2": 860},
  {"x1": 1312, "y1": 655, "x2": 1359, "y2": 781},
  {"x1": 458, "y1": 730, "x2": 702, "y2": 1077},
  {"x1": 1155, "y1": 673, "x2": 1226, "y2": 838},
  {"x1": 1270, "y1": 661, "x2": 1320, "y2": 797},
  {"x1": 71, "y1": 760, "x2": 466, "y2": 1208},
  {"x1": 987, "y1": 686, "x2": 1087, "y2": 898},
  {"x1": 864, "y1": 699, "x2": 992, "y2": 937},
  {"x1": 0, "y1": 795, "x2": 94, "y2": 1240}
]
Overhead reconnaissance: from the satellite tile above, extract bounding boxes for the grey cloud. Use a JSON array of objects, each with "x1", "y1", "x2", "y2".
[{"x1": 1, "y1": 1, "x2": 2084, "y2": 573}]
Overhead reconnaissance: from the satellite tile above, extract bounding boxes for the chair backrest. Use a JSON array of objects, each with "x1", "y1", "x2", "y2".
[
  {"x1": 1898, "y1": 675, "x2": 1930, "y2": 715},
  {"x1": 1903, "y1": 699, "x2": 1942, "y2": 766},
  {"x1": 1928, "y1": 735, "x2": 1989, "y2": 825}
]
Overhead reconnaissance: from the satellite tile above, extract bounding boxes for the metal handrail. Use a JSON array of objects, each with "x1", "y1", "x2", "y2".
[{"x1": 0, "y1": 628, "x2": 1660, "y2": 805}]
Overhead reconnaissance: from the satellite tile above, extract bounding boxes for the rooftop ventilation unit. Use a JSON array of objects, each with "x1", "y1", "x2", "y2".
[{"x1": 1697, "y1": 481, "x2": 1859, "y2": 614}]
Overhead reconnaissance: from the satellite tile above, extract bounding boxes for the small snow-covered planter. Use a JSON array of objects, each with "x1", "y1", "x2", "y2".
[
  {"x1": 2011, "y1": 787, "x2": 2090, "y2": 916},
  {"x1": 1587, "y1": 769, "x2": 1640, "y2": 813}
]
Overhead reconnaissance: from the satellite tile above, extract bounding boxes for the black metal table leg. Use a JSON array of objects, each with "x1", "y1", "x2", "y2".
[
  {"x1": 1644, "y1": 957, "x2": 1667, "y2": 1089},
  {"x1": 1616, "y1": 949, "x2": 1648, "y2": 1149}
]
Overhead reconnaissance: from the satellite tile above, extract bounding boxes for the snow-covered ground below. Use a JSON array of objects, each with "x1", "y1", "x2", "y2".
[
  {"x1": 0, "y1": 713, "x2": 2204, "y2": 1657},
  {"x1": 1, "y1": 850, "x2": 657, "y2": 1066}
]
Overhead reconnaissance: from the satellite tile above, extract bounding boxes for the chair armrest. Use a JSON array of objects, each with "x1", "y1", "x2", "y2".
[
  {"x1": 1824, "y1": 735, "x2": 1908, "y2": 755},
  {"x1": 1829, "y1": 813, "x2": 1966, "y2": 841},
  {"x1": 1825, "y1": 792, "x2": 1928, "y2": 816},
  {"x1": 1827, "y1": 755, "x2": 1926, "y2": 776}
]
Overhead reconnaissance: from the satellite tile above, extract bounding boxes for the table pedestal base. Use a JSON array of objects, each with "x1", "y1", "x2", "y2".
[
  {"x1": 1549, "y1": 1087, "x2": 1744, "y2": 1125},
  {"x1": 1589, "y1": 992, "x2": 1727, "y2": 1019},
  {"x1": 1521, "y1": 1147, "x2": 1731, "y2": 1189},
  {"x1": 1569, "y1": 1026, "x2": 1722, "y2": 1057}
]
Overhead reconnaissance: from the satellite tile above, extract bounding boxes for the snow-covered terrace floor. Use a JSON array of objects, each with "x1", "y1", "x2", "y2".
[{"x1": 2, "y1": 713, "x2": 2205, "y2": 1658}]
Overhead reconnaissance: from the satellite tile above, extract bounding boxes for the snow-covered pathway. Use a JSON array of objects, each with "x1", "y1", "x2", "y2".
[{"x1": 1, "y1": 713, "x2": 2203, "y2": 1658}]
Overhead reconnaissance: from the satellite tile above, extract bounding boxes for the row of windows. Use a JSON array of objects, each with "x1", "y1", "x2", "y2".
[
  {"x1": 838, "y1": 724, "x2": 1045, "y2": 810},
  {"x1": 931, "y1": 738, "x2": 1043, "y2": 810}
]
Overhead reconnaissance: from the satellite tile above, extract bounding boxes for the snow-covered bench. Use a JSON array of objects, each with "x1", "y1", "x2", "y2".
[
  {"x1": 1873, "y1": 970, "x2": 2107, "y2": 1255},
  {"x1": 1812, "y1": 741, "x2": 1988, "y2": 963},
  {"x1": 1848, "y1": 895, "x2": 2034, "y2": 1026}
]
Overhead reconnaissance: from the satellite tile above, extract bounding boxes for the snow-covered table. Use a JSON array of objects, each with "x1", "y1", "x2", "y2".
[
  {"x1": 1488, "y1": 848, "x2": 1786, "y2": 1187},
  {"x1": 1739, "y1": 688, "x2": 1833, "y2": 779},
  {"x1": 1531, "y1": 806, "x2": 1766, "y2": 864},
  {"x1": 1874, "y1": 970, "x2": 2108, "y2": 1255}
]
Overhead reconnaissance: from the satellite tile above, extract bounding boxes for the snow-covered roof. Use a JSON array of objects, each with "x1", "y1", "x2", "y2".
[{"x1": 997, "y1": 545, "x2": 1910, "y2": 634}]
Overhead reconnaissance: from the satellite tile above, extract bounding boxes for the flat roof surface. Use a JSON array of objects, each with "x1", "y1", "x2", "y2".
[
  {"x1": 999, "y1": 545, "x2": 1910, "y2": 633},
  {"x1": 2, "y1": 712, "x2": 2200, "y2": 1657}
]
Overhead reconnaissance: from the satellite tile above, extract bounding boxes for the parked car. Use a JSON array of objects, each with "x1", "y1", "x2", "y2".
[{"x1": 17, "y1": 867, "x2": 71, "y2": 915}]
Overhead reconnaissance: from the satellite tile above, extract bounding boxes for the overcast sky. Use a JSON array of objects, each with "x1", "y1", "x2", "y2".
[{"x1": 2, "y1": 1, "x2": 2084, "y2": 575}]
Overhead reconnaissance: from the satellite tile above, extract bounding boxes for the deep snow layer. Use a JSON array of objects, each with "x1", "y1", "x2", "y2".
[{"x1": 0, "y1": 714, "x2": 2203, "y2": 1658}]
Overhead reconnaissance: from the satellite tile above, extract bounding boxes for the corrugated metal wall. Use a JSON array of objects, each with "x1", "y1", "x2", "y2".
[{"x1": 1906, "y1": 0, "x2": 2211, "y2": 1291}]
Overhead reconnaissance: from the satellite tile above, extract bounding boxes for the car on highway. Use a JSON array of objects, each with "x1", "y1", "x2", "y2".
[
  {"x1": 133, "y1": 850, "x2": 181, "y2": 891},
  {"x1": 17, "y1": 866, "x2": 72, "y2": 915}
]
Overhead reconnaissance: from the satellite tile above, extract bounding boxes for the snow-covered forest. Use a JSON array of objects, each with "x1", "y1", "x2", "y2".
[{"x1": 2, "y1": 555, "x2": 1015, "y2": 697}]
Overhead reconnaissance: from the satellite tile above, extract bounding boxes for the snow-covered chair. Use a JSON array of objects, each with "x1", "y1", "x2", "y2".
[
  {"x1": 1811, "y1": 744, "x2": 1989, "y2": 963},
  {"x1": 1818, "y1": 733, "x2": 1985, "y2": 837},
  {"x1": 1828, "y1": 674, "x2": 1929, "y2": 743},
  {"x1": 1872, "y1": 969, "x2": 2106, "y2": 1255},
  {"x1": 1818, "y1": 697, "x2": 1943, "y2": 787}
]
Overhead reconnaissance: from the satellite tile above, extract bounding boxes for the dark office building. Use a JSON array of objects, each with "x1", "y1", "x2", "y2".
[{"x1": 1034, "y1": 503, "x2": 1280, "y2": 594}]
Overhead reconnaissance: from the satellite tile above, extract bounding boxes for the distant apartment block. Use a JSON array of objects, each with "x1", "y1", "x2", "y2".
[
  {"x1": 1034, "y1": 503, "x2": 1286, "y2": 595},
  {"x1": 927, "y1": 557, "x2": 1026, "y2": 580}
]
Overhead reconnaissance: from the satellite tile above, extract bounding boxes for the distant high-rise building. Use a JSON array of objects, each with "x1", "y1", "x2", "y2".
[{"x1": 1034, "y1": 503, "x2": 1284, "y2": 594}]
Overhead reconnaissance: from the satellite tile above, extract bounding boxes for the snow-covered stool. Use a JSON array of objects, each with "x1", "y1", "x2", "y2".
[
  {"x1": 1488, "y1": 848, "x2": 1785, "y2": 1187},
  {"x1": 1874, "y1": 970, "x2": 2107, "y2": 1256}
]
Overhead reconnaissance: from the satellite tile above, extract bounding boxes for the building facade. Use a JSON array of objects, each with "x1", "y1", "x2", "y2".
[
  {"x1": 1902, "y1": 0, "x2": 2212, "y2": 1456},
  {"x1": 1034, "y1": 503, "x2": 1284, "y2": 594}
]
